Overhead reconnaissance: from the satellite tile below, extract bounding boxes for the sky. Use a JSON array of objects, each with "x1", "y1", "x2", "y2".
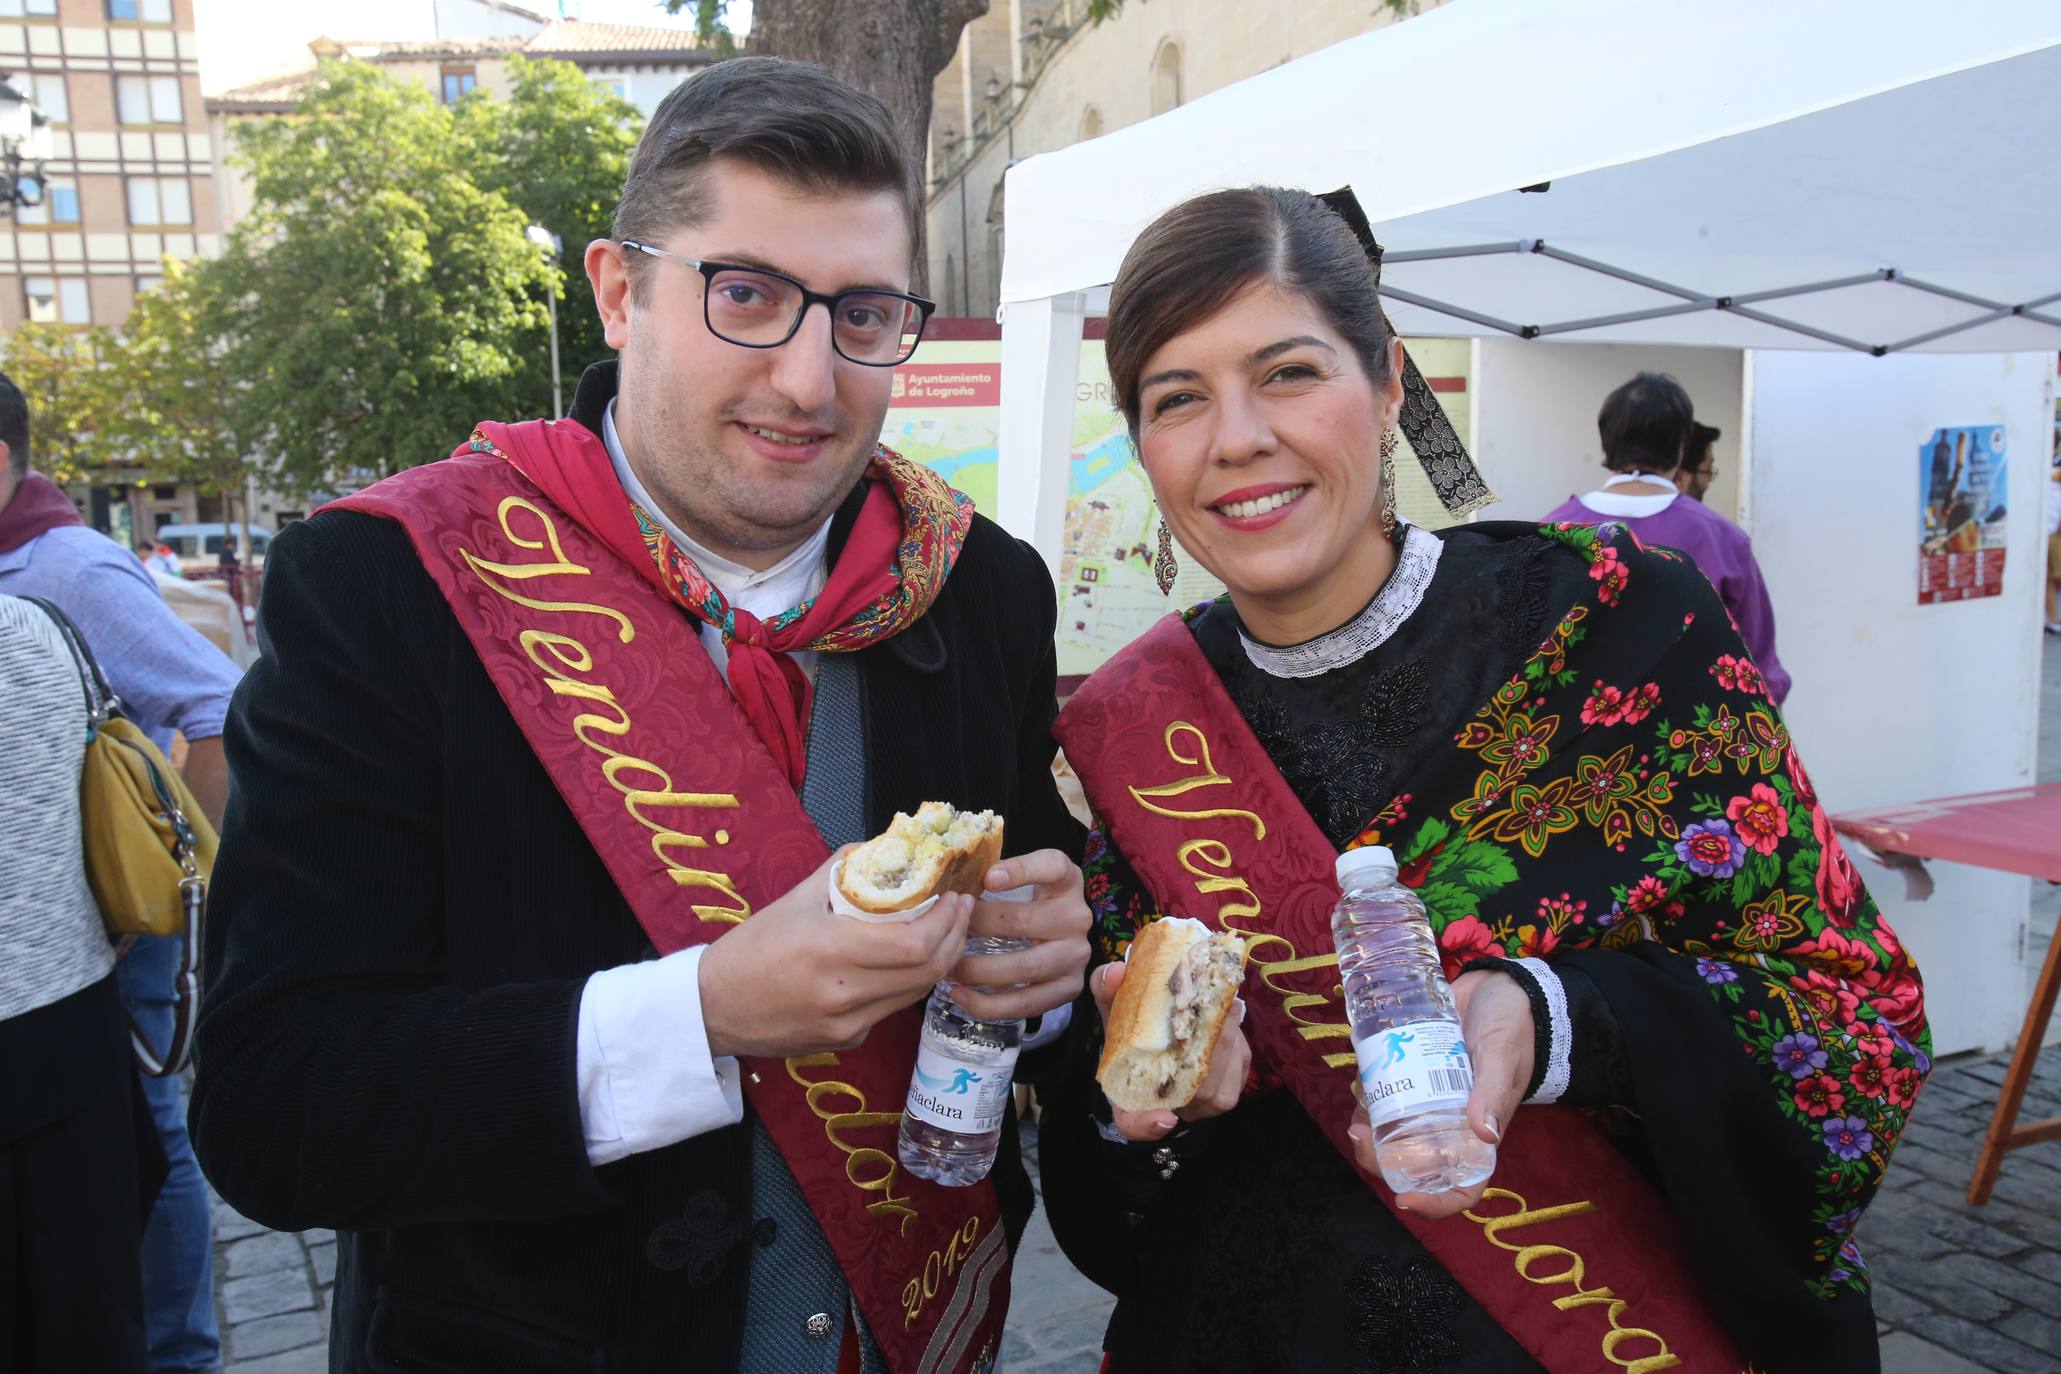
[{"x1": 193, "y1": 0, "x2": 749, "y2": 96}]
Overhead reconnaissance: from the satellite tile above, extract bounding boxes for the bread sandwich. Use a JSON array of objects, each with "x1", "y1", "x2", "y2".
[
  {"x1": 835, "y1": 802, "x2": 1005, "y2": 916},
  {"x1": 1097, "y1": 916, "x2": 1250, "y2": 1112}
]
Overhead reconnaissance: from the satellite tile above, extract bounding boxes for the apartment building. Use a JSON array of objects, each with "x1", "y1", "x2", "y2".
[{"x1": 0, "y1": 0, "x2": 214, "y2": 333}]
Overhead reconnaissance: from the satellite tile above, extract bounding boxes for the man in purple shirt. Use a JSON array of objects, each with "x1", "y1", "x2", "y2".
[
  {"x1": 0, "y1": 371, "x2": 237, "y2": 1374},
  {"x1": 1545, "y1": 372, "x2": 1791, "y2": 703}
]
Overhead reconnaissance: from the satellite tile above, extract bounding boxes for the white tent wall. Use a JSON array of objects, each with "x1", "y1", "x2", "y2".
[
  {"x1": 1745, "y1": 349, "x2": 2054, "y2": 1057},
  {"x1": 1471, "y1": 340, "x2": 1745, "y2": 525}
]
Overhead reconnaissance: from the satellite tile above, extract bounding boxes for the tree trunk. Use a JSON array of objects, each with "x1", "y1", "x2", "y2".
[{"x1": 749, "y1": 0, "x2": 989, "y2": 294}]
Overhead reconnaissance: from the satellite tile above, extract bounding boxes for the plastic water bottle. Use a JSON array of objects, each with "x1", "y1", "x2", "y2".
[
  {"x1": 1333, "y1": 846, "x2": 1497, "y2": 1195},
  {"x1": 897, "y1": 929, "x2": 1028, "y2": 1187}
]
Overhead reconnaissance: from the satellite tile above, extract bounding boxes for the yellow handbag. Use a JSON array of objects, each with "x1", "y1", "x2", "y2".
[{"x1": 28, "y1": 596, "x2": 213, "y2": 1077}]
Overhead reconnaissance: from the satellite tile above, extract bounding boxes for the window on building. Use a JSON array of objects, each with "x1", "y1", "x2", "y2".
[
  {"x1": 25, "y1": 276, "x2": 90, "y2": 324},
  {"x1": 126, "y1": 175, "x2": 193, "y2": 226},
  {"x1": 26, "y1": 73, "x2": 67, "y2": 124},
  {"x1": 116, "y1": 74, "x2": 183, "y2": 124},
  {"x1": 108, "y1": 0, "x2": 173, "y2": 20},
  {"x1": 18, "y1": 177, "x2": 79, "y2": 225},
  {"x1": 1079, "y1": 105, "x2": 1103, "y2": 141},
  {"x1": 135, "y1": 273, "x2": 164, "y2": 295},
  {"x1": 1150, "y1": 40, "x2": 1183, "y2": 116},
  {"x1": 0, "y1": 0, "x2": 61, "y2": 18},
  {"x1": 440, "y1": 65, "x2": 477, "y2": 104}
]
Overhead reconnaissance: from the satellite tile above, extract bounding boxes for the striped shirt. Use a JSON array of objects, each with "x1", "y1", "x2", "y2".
[{"x1": 0, "y1": 594, "x2": 114, "y2": 1022}]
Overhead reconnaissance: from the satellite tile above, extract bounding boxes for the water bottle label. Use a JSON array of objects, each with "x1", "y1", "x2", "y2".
[
  {"x1": 1354, "y1": 1020, "x2": 1475, "y2": 1127},
  {"x1": 905, "y1": 1041, "x2": 1018, "y2": 1135}
]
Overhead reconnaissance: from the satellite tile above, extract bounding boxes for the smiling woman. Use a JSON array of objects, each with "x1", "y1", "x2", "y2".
[{"x1": 1037, "y1": 186, "x2": 1929, "y2": 1374}]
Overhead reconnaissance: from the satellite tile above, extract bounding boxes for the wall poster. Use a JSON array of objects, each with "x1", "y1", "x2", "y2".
[{"x1": 1918, "y1": 424, "x2": 2008, "y2": 604}]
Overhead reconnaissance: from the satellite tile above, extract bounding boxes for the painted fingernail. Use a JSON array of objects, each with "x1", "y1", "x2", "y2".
[
  {"x1": 1347, "y1": 1122, "x2": 1370, "y2": 1146},
  {"x1": 1484, "y1": 1112, "x2": 1503, "y2": 1143}
]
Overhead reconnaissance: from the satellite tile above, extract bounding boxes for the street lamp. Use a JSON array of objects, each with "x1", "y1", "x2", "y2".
[
  {"x1": 0, "y1": 74, "x2": 51, "y2": 214},
  {"x1": 526, "y1": 224, "x2": 564, "y2": 418}
]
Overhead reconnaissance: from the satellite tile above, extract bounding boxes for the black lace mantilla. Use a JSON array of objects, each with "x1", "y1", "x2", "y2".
[
  {"x1": 1192, "y1": 527, "x2": 1572, "y2": 848},
  {"x1": 1351, "y1": 1256, "x2": 1466, "y2": 1374}
]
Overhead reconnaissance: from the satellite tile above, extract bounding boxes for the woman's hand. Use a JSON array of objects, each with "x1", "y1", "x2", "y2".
[
  {"x1": 1089, "y1": 961, "x2": 1250, "y2": 1141},
  {"x1": 1345, "y1": 968, "x2": 1535, "y2": 1219}
]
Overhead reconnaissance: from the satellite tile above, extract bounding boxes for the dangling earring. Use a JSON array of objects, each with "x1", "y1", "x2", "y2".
[
  {"x1": 1154, "y1": 517, "x2": 1179, "y2": 595},
  {"x1": 1378, "y1": 426, "x2": 1400, "y2": 539}
]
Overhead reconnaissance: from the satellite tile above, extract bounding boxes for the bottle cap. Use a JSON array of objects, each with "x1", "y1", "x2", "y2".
[{"x1": 1335, "y1": 845, "x2": 1398, "y2": 886}]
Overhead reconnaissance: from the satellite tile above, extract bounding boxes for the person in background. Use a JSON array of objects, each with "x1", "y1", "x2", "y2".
[
  {"x1": 0, "y1": 372, "x2": 236, "y2": 1374},
  {"x1": 2044, "y1": 453, "x2": 2060, "y2": 635},
  {"x1": 1678, "y1": 419, "x2": 1720, "y2": 502},
  {"x1": 1545, "y1": 372, "x2": 1791, "y2": 703},
  {"x1": 135, "y1": 538, "x2": 180, "y2": 578},
  {"x1": 1, "y1": 593, "x2": 161, "y2": 1373}
]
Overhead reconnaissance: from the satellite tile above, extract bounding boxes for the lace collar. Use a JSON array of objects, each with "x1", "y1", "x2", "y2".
[{"x1": 1237, "y1": 524, "x2": 1444, "y2": 679}]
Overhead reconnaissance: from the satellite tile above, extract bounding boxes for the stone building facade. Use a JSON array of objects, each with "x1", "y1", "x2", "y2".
[{"x1": 925, "y1": 0, "x2": 1441, "y2": 318}]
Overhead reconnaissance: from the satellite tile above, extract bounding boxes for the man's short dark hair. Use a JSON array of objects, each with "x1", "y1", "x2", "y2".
[
  {"x1": 1597, "y1": 372, "x2": 1694, "y2": 474},
  {"x1": 612, "y1": 57, "x2": 919, "y2": 291},
  {"x1": 1687, "y1": 420, "x2": 1720, "y2": 467},
  {"x1": 0, "y1": 371, "x2": 29, "y2": 480}
]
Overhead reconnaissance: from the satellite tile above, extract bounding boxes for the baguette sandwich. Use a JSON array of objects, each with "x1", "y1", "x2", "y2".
[
  {"x1": 835, "y1": 802, "x2": 1005, "y2": 916},
  {"x1": 1097, "y1": 917, "x2": 1250, "y2": 1112}
]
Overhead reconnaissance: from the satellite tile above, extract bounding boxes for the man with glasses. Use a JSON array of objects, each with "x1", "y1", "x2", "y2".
[
  {"x1": 1678, "y1": 421, "x2": 1720, "y2": 502},
  {"x1": 194, "y1": 58, "x2": 1089, "y2": 1373}
]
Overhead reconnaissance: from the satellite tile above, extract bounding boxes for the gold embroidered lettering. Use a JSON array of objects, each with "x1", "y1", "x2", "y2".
[
  {"x1": 787, "y1": 1054, "x2": 920, "y2": 1234},
  {"x1": 1128, "y1": 723, "x2": 1267, "y2": 840},
  {"x1": 462, "y1": 502, "x2": 751, "y2": 924},
  {"x1": 1464, "y1": 1189, "x2": 1682, "y2": 1372}
]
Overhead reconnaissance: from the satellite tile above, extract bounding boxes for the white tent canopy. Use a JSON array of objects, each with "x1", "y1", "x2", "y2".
[
  {"x1": 992, "y1": 0, "x2": 2061, "y2": 552},
  {"x1": 1001, "y1": 0, "x2": 2061, "y2": 354}
]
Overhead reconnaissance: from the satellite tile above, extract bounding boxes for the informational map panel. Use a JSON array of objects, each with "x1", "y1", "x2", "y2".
[{"x1": 887, "y1": 323, "x2": 1474, "y2": 683}]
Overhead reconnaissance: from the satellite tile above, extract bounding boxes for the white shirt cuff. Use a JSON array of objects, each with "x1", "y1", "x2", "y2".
[{"x1": 576, "y1": 945, "x2": 745, "y2": 1166}]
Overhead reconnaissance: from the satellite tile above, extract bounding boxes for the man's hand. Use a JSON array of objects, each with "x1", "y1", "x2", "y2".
[
  {"x1": 1345, "y1": 968, "x2": 1533, "y2": 1218},
  {"x1": 1089, "y1": 961, "x2": 1250, "y2": 1142},
  {"x1": 947, "y1": 850, "x2": 1092, "y2": 1022},
  {"x1": 700, "y1": 852, "x2": 973, "y2": 1060}
]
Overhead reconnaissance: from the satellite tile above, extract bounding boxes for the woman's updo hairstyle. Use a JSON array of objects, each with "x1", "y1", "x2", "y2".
[{"x1": 1104, "y1": 186, "x2": 1396, "y2": 437}]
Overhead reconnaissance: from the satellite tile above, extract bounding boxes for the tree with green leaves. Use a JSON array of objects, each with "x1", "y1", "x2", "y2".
[
  {"x1": 672, "y1": 0, "x2": 991, "y2": 292},
  {"x1": 215, "y1": 60, "x2": 553, "y2": 497},
  {"x1": 2, "y1": 320, "x2": 117, "y2": 483},
  {"x1": 454, "y1": 54, "x2": 643, "y2": 422},
  {"x1": 99, "y1": 259, "x2": 264, "y2": 541}
]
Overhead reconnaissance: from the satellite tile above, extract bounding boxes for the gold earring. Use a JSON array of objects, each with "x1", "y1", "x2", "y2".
[
  {"x1": 1154, "y1": 517, "x2": 1178, "y2": 595},
  {"x1": 1379, "y1": 427, "x2": 1399, "y2": 538}
]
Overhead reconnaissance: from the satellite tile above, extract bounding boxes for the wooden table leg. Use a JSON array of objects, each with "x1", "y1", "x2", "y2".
[{"x1": 1967, "y1": 916, "x2": 2061, "y2": 1205}]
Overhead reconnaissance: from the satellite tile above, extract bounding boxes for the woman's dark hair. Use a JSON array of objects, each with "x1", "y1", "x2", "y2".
[
  {"x1": 1597, "y1": 372, "x2": 1695, "y2": 474},
  {"x1": 1104, "y1": 187, "x2": 1394, "y2": 435},
  {"x1": 613, "y1": 56, "x2": 919, "y2": 290}
]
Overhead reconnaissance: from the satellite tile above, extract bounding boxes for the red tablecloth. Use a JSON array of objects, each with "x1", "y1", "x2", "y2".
[{"x1": 1831, "y1": 783, "x2": 2061, "y2": 884}]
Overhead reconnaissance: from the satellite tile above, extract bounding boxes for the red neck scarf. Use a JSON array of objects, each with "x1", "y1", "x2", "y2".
[
  {"x1": 463, "y1": 418, "x2": 972, "y2": 790},
  {"x1": 0, "y1": 471, "x2": 84, "y2": 554}
]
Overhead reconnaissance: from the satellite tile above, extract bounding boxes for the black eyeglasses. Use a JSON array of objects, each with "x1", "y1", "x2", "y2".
[{"x1": 620, "y1": 241, "x2": 935, "y2": 367}]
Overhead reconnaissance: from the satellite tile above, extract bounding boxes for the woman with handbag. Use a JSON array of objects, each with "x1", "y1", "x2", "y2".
[{"x1": 0, "y1": 593, "x2": 163, "y2": 1372}]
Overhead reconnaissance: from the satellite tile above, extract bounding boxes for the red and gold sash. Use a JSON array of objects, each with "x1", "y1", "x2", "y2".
[
  {"x1": 330, "y1": 443, "x2": 1004, "y2": 1374},
  {"x1": 1056, "y1": 616, "x2": 1744, "y2": 1374}
]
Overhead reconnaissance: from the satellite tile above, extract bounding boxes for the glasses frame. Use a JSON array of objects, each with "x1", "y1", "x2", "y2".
[{"x1": 619, "y1": 240, "x2": 936, "y2": 367}]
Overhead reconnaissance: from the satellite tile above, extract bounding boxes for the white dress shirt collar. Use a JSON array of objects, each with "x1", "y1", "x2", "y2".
[{"x1": 600, "y1": 399, "x2": 831, "y2": 613}]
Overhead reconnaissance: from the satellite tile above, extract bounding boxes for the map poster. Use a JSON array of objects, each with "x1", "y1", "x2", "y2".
[
  {"x1": 886, "y1": 322, "x2": 1474, "y2": 685},
  {"x1": 1918, "y1": 424, "x2": 2008, "y2": 604}
]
